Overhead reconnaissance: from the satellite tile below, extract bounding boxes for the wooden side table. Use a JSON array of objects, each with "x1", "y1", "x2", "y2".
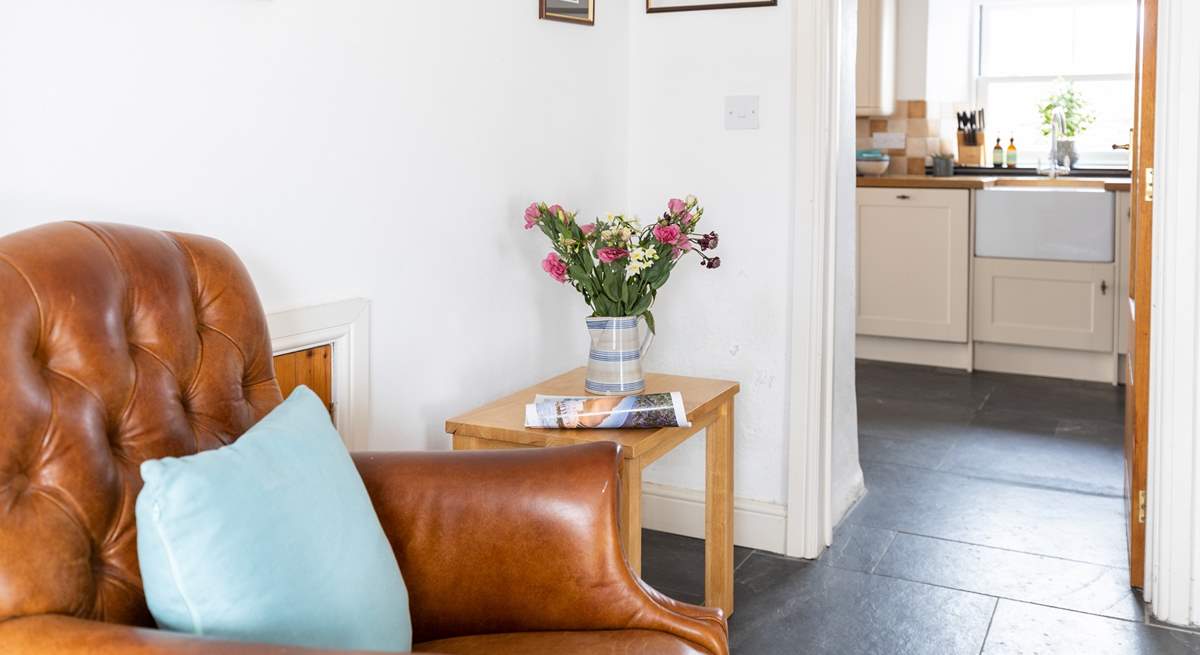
[{"x1": 445, "y1": 368, "x2": 740, "y2": 615}]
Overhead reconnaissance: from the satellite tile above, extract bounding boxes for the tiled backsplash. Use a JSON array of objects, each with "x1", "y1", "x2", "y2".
[{"x1": 856, "y1": 100, "x2": 960, "y2": 176}]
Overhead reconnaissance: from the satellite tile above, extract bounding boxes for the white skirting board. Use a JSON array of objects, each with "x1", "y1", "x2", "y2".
[
  {"x1": 974, "y1": 342, "x2": 1117, "y2": 385},
  {"x1": 641, "y1": 482, "x2": 787, "y2": 554},
  {"x1": 856, "y1": 335, "x2": 972, "y2": 371}
]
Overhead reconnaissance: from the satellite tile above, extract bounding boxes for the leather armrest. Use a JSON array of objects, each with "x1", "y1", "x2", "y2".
[
  {"x1": 0, "y1": 615, "x2": 415, "y2": 655},
  {"x1": 353, "y1": 442, "x2": 729, "y2": 655}
]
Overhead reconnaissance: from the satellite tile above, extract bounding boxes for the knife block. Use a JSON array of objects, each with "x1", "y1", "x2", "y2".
[{"x1": 957, "y1": 131, "x2": 988, "y2": 167}]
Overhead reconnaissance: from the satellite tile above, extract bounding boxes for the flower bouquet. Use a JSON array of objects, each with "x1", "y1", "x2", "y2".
[{"x1": 523, "y1": 196, "x2": 721, "y2": 395}]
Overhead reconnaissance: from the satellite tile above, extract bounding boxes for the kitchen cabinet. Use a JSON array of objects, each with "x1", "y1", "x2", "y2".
[
  {"x1": 857, "y1": 188, "x2": 970, "y2": 342},
  {"x1": 974, "y1": 258, "x2": 1116, "y2": 353},
  {"x1": 856, "y1": 0, "x2": 896, "y2": 117}
]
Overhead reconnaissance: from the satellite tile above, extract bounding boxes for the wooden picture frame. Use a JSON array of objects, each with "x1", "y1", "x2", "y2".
[
  {"x1": 647, "y1": 0, "x2": 777, "y2": 12},
  {"x1": 540, "y1": 0, "x2": 595, "y2": 25}
]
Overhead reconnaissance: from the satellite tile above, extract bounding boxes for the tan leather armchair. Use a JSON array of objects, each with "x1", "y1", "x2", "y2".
[{"x1": 0, "y1": 223, "x2": 728, "y2": 655}]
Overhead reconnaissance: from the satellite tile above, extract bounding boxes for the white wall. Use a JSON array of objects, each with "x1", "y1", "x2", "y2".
[
  {"x1": 833, "y1": 0, "x2": 867, "y2": 519},
  {"x1": 626, "y1": 4, "x2": 797, "y2": 507},
  {"x1": 627, "y1": 1, "x2": 862, "y2": 518},
  {"x1": 0, "y1": 0, "x2": 861, "y2": 536},
  {"x1": 0, "y1": 1, "x2": 630, "y2": 452}
]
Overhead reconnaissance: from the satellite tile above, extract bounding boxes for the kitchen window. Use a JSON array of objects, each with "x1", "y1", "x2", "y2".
[{"x1": 974, "y1": 0, "x2": 1135, "y2": 168}]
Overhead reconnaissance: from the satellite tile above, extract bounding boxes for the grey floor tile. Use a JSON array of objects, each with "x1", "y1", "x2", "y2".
[
  {"x1": 938, "y1": 409, "x2": 1125, "y2": 496},
  {"x1": 730, "y1": 552, "x2": 996, "y2": 655},
  {"x1": 857, "y1": 360, "x2": 996, "y2": 407},
  {"x1": 976, "y1": 373, "x2": 1124, "y2": 423},
  {"x1": 639, "y1": 529, "x2": 752, "y2": 605},
  {"x1": 819, "y1": 523, "x2": 896, "y2": 573},
  {"x1": 982, "y1": 600, "x2": 1200, "y2": 654},
  {"x1": 848, "y1": 460, "x2": 1128, "y2": 568},
  {"x1": 874, "y1": 533, "x2": 1142, "y2": 621},
  {"x1": 857, "y1": 396, "x2": 974, "y2": 468},
  {"x1": 858, "y1": 395, "x2": 977, "y2": 440}
]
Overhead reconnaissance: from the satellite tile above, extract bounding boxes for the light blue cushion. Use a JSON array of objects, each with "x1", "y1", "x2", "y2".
[{"x1": 136, "y1": 386, "x2": 411, "y2": 652}]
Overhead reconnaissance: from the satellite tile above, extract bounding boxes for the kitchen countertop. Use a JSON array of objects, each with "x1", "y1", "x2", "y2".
[{"x1": 858, "y1": 174, "x2": 1132, "y2": 192}]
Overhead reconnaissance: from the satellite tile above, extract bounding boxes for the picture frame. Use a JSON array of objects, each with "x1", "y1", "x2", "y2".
[
  {"x1": 646, "y1": 0, "x2": 777, "y2": 12},
  {"x1": 540, "y1": 0, "x2": 595, "y2": 25}
]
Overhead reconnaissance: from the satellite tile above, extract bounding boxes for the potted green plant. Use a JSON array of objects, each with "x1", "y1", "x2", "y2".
[{"x1": 1038, "y1": 81, "x2": 1096, "y2": 168}]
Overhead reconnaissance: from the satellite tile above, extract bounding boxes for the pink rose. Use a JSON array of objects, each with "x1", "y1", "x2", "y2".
[
  {"x1": 653, "y1": 224, "x2": 682, "y2": 244},
  {"x1": 524, "y1": 203, "x2": 541, "y2": 230},
  {"x1": 681, "y1": 211, "x2": 696, "y2": 225},
  {"x1": 580, "y1": 223, "x2": 596, "y2": 235},
  {"x1": 541, "y1": 252, "x2": 568, "y2": 283},
  {"x1": 672, "y1": 232, "x2": 691, "y2": 259},
  {"x1": 667, "y1": 198, "x2": 687, "y2": 215},
  {"x1": 548, "y1": 204, "x2": 567, "y2": 223},
  {"x1": 597, "y1": 247, "x2": 629, "y2": 263}
]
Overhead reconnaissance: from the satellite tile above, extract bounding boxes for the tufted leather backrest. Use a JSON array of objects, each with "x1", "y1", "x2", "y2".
[{"x1": 0, "y1": 222, "x2": 282, "y2": 627}]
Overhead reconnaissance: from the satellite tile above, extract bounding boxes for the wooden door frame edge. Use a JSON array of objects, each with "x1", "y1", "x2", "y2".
[
  {"x1": 1145, "y1": 0, "x2": 1200, "y2": 628},
  {"x1": 785, "y1": 0, "x2": 843, "y2": 558}
]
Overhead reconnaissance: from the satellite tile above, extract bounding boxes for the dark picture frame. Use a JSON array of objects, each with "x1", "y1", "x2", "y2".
[
  {"x1": 540, "y1": 0, "x2": 595, "y2": 25},
  {"x1": 646, "y1": 0, "x2": 777, "y2": 12}
]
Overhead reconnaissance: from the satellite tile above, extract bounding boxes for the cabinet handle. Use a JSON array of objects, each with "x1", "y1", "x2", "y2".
[
  {"x1": 896, "y1": 194, "x2": 912, "y2": 200},
  {"x1": 1101, "y1": 281, "x2": 1109, "y2": 295}
]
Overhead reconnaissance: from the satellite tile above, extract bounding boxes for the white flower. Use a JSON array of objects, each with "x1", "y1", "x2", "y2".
[
  {"x1": 686, "y1": 194, "x2": 698, "y2": 206},
  {"x1": 629, "y1": 246, "x2": 658, "y2": 265}
]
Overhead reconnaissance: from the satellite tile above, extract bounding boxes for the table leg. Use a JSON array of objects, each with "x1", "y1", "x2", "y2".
[
  {"x1": 619, "y1": 457, "x2": 643, "y2": 577},
  {"x1": 706, "y1": 400, "x2": 735, "y2": 615}
]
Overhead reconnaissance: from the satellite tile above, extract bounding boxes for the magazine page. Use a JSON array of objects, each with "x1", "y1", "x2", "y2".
[{"x1": 524, "y1": 392, "x2": 690, "y2": 429}]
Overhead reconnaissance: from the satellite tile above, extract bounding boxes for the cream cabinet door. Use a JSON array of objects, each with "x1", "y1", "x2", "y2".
[
  {"x1": 974, "y1": 258, "x2": 1116, "y2": 353},
  {"x1": 856, "y1": 0, "x2": 895, "y2": 117},
  {"x1": 857, "y1": 188, "x2": 970, "y2": 342}
]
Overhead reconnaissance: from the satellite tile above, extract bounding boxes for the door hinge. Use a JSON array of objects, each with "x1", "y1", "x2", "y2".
[
  {"x1": 1145, "y1": 168, "x2": 1155, "y2": 203},
  {"x1": 1138, "y1": 490, "x2": 1147, "y2": 524}
]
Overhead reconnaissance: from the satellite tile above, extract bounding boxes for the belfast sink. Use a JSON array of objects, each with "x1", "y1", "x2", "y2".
[{"x1": 975, "y1": 188, "x2": 1115, "y2": 263}]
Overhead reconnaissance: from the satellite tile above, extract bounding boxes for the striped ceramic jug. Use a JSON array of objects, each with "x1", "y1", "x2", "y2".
[{"x1": 585, "y1": 316, "x2": 654, "y2": 396}]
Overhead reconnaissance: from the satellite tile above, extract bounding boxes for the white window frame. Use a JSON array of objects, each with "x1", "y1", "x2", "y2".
[{"x1": 970, "y1": 0, "x2": 1134, "y2": 168}]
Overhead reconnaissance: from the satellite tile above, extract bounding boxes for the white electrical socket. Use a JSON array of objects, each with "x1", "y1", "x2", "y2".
[{"x1": 724, "y1": 95, "x2": 760, "y2": 130}]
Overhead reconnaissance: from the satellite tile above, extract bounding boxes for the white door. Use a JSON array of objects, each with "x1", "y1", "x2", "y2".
[
  {"x1": 974, "y1": 258, "x2": 1116, "y2": 353},
  {"x1": 857, "y1": 189, "x2": 970, "y2": 342}
]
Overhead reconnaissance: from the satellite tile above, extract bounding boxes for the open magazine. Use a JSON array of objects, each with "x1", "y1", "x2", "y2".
[{"x1": 524, "y1": 392, "x2": 690, "y2": 430}]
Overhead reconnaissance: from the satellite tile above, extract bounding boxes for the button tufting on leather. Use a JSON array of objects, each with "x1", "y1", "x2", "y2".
[{"x1": 0, "y1": 222, "x2": 284, "y2": 628}]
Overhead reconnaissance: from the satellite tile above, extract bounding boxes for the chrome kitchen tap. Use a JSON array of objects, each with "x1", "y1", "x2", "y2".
[{"x1": 1047, "y1": 106, "x2": 1069, "y2": 178}]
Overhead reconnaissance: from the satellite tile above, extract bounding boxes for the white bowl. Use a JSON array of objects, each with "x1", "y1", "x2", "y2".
[{"x1": 857, "y1": 159, "x2": 890, "y2": 177}]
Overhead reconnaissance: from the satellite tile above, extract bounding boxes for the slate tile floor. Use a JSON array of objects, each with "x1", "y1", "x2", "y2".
[{"x1": 641, "y1": 361, "x2": 1200, "y2": 654}]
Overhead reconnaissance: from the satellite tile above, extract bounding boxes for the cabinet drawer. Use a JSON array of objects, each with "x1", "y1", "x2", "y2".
[
  {"x1": 974, "y1": 258, "x2": 1116, "y2": 353},
  {"x1": 856, "y1": 189, "x2": 970, "y2": 342}
]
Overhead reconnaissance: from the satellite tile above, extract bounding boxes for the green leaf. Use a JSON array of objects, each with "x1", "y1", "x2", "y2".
[
  {"x1": 630, "y1": 294, "x2": 652, "y2": 316},
  {"x1": 643, "y1": 310, "x2": 656, "y2": 334},
  {"x1": 603, "y1": 269, "x2": 622, "y2": 302}
]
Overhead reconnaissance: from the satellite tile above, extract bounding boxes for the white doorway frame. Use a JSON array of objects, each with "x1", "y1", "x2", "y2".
[
  {"x1": 785, "y1": 0, "x2": 846, "y2": 559},
  {"x1": 783, "y1": 0, "x2": 1200, "y2": 626},
  {"x1": 267, "y1": 298, "x2": 372, "y2": 452},
  {"x1": 1145, "y1": 0, "x2": 1200, "y2": 628}
]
